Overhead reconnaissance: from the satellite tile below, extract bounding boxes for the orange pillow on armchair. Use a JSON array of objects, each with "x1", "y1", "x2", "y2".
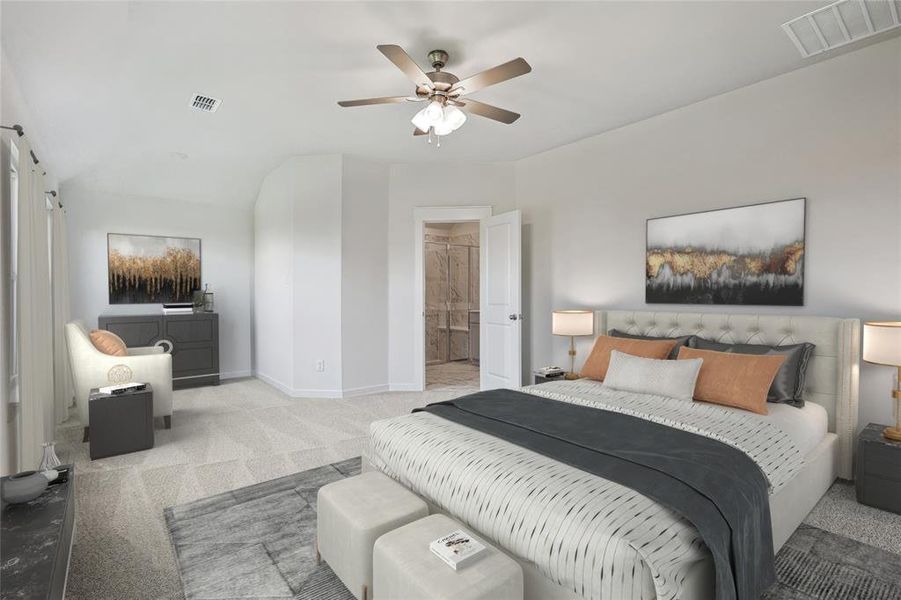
[
  {"x1": 580, "y1": 336, "x2": 678, "y2": 381},
  {"x1": 89, "y1": 329, "x2": 128, "y2": 356}
]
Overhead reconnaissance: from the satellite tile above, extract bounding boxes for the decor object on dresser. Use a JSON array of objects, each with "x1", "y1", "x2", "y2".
[
  {"x1": 855, "y1": 423, "x2": 901, "y2": 515},
  {"x1": 646, "y1": 198, "x2": 806, "y2": 305},
  {"x1": 88, "y1": 385, "x2": 155, "y2": 459},
  {"x1": 552, "y1": 310, "x2": 594, "y2": 379},
  {"x1": 1, "y1": 466, "x2": 75, "y2": 600},
  {"x1": 862, "y1": 321, "x2": 901, "y2": 441},
  {"x1": 107, "y1": 233, "x2": 201, "y2": 304},
  {"x1": 65, "y1": 321, "x2": 173, "y2": 440},
  {"x1": 98, "y1": 312, "x2": 219, "y2": 389}
]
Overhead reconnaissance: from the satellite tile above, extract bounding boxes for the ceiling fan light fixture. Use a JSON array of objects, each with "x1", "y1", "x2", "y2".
[
  {"x1": 432, "y1": 106, "x2": 467, "y2": 136},
  {"x1": 411, "y1": 109, "x2": 432, "y2": 133},
  {"x1": 423, "y1": 100, "x2": 444, "y2": 123}
]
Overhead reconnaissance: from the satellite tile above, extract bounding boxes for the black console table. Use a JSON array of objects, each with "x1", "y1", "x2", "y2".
[
  {"x1": 99, "y1": 312, "x2": 220, "y2": 389},
  {"x1": 1, "y1": 466, "x2": 75, "y2": 600}
]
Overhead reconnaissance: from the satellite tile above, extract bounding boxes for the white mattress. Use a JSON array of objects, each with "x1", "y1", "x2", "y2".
[{"x1": 760, "y1": 401, "x2": 828, "y2": 458}]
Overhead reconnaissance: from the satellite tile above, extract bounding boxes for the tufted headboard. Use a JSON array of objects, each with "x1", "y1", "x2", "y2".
[{"x1": 599, "y1": 310, "x2": 860, "y2": 479}]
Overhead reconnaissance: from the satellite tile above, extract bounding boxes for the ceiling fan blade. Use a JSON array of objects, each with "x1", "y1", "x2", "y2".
[
  {"x1": 456, "y1": 99, "x2": 521, "y2": 124},
  {"x1": 413, "y1": 127, "x2": 428, "y2": 136},
  {"x1": 377, "y1": 44, "x2": 434, "y2": 89},
  {"x1": 337, "y1": 96, "x2": 413, "y2": 107},
  {"x1": 450, "y1": 57, "x2": 531, "y2": 96}
]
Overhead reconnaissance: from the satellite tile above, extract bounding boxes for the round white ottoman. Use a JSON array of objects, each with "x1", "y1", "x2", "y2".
[
  {"x1": 373, "y1": 514, "x2": 524, "y2": 600},
  {"x1": 317, "y1": 471, "x2": 428, "y2": 600}
]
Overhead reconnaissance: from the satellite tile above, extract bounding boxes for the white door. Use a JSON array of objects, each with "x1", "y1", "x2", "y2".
[{"x1": 480, "y1": 210, "x2": 522, "y2": 390}]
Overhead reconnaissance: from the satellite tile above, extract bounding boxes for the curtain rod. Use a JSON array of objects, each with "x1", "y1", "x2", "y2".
[{"x1": 2, "y1": 123, "x2": 42, "y2": 168}]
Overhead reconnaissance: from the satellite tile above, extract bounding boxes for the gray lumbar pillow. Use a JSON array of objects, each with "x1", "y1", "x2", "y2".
[
  {"x1": 603, "y1": 350, "x2": 702, "y2": 402},
  {"x1": 608, "y1": 329, "x2": 695, "y2": 359},
  {"x1": 688, "y1": 337, "x2": 815, "y2": 407}
]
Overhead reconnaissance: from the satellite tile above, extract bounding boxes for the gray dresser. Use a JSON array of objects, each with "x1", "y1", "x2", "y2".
[{"x1": 98, "y1": 312, "x2": 219, "y2": 389}]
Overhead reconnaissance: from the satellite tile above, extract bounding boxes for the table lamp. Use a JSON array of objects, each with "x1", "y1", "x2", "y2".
[
  {"x1": 863, "y1": 321, "x2": 901, "y2": 441},
  {"x1": 552, "y1": 310, "x2": 595, "y2": 380}
]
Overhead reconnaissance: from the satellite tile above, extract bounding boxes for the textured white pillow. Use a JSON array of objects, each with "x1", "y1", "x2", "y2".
[{"x1": 602, "y1": 350, "x2": 702, "y2": 401}]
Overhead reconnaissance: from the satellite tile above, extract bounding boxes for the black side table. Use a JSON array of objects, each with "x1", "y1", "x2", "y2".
[
  {"x1": 88, "y1": 385, "x2": 155, "y2": 460},
  {"x1": 855, "y1": 423, "x2": 901, "y2": 515}
]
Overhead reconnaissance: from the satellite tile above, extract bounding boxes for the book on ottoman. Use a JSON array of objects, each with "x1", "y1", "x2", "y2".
[{"x1": 429, "y1": 529, "x2": 486, "y2": 570}]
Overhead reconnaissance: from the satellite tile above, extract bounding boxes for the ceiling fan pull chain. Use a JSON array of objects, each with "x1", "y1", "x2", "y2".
[
  {"x1": 436, "y1": 135, "x2": 441, "y2": 149},
  {"x1": 428, "y1": 129, "x2": 432, "y2": 144}
]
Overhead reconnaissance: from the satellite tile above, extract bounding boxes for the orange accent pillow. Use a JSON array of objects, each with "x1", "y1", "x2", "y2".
[
  {"x1": 678, "y1": 347, "x2": 785, "y2": 415},
  {"x1": 89, "y1": 329, "x2": 127, "y2": 356},
  {"x1": 580, "y1": 336, "x2": 678, "y2": 381}
]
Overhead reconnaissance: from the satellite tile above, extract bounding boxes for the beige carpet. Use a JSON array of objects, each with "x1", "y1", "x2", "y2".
[
  {"x1": 56, "y1": 377, "x2": 476, "y2": 600},
  {"x1": 57, "y1": 377, "x2": 900, "y2": 599}
]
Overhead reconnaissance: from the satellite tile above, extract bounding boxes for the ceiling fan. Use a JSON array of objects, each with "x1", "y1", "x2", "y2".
[{"x1": 338, "y1": 45, "x2": 531, "y2": 142}]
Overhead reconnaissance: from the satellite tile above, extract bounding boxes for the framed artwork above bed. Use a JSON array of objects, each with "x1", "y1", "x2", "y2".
[{"x1": 646, "y1": 198, "x2": 806, "y2": 306}]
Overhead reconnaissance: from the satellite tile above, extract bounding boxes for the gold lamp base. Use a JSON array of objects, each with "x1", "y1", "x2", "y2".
[
  {"x1": 886, "y1": 386, "x2": 901, "y2": 441},
  {"x1": 884, "y1": 426, "x2": 901, "y2": 442}
]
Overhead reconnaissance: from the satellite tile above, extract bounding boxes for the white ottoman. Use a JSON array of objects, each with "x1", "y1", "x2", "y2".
[
  {"x1": 317, "y1": 472, "x2": 428, "y2": 600},
  {"x1": 373, "y1": 514, "x2": 524, "y2": 600}
]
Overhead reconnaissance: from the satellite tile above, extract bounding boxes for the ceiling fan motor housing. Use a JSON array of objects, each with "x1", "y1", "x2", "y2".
[{"x1": 428, "y1": 49, "x2": 449, "y2": 70}]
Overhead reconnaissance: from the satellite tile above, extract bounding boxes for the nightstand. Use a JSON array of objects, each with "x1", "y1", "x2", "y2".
[
  {"x1": 532, "y1": 372, "x2": 566, "y2": 385},
  {"x1": 855, "y1": 423, "x2": 901, "y2": 515}
]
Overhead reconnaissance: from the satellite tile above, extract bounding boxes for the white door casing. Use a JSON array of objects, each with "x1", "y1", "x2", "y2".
[{"x1": 480, "y1": 210, "x2": 522, "y2": 390}]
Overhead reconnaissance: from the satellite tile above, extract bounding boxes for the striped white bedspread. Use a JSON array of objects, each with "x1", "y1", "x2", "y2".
[{"x1": 367, "y1": 380, "x2": 804, "y2": 600}]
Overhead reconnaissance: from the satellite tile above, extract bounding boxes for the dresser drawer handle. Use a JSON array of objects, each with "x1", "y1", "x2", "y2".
[{"x1": 155, "y1": 339, "x2": 173, "y2": 354}]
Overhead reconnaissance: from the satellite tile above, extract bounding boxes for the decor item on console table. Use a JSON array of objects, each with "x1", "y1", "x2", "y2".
[
  {"x1": 862, "y1": 321, "x2": 901, "y2": 441},
  {"x1": 855, "y1": 423, "x2": 901, "y2": 515},
  {"x1": 552, "y1": 310, "x2": 594, "y2": 380},
  {"x1": 1, "y1": 465, "x2": 75, "y2": 600},
  {"x1": 98, "y1": 311, "x2": 219, "y2": 389}
]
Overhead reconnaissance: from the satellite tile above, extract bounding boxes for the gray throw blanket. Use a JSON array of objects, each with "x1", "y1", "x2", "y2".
[{"x1": 415, "y1": 389, "x2": 776, "y2": 600}]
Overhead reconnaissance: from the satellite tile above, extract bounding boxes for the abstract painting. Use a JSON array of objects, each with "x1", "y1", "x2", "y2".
[
  {"x1": 108, "y1": 233, "x2": 201, "y2": 304},
  {"x1": 646, "y1": 198, "x2": 805, "y2": 305}
]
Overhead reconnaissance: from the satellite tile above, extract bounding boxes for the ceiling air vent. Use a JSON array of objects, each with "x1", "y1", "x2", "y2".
[
  {"x1": 782, "y1": 0, "x2": 900, "y2": 58},
  {"x1": 189, "y1": 93, "x2": 221, "y2": 113}
]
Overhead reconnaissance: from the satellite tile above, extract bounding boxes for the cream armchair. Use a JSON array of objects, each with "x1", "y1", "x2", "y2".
[{"x1": 65, "y1": 321, "x2": 173, "y2": 438}]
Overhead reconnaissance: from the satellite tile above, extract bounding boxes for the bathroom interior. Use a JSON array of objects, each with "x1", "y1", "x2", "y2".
[{"x1": 424, "y1": 222, "x2": 480, "y2": 388}]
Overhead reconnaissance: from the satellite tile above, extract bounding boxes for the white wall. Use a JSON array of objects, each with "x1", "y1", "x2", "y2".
[
  {"x1": 291, "y1": 156, "x2": 343, "y2": 394},
  {"x1": 253, "y1": 154, "x2": 390, "y2": 397},
  {"x1": 64, "y1": 188, "x2": 253, "y2": 379},
  {"x1": 342, "y1": 157, "x2": 390, "y2": 394},
  {"x1": 515, "y1": 38, "x2": 901, "y2": 430},
  {"x1": 387, "y1": 162, "x2": 515, "y2": 388},
  {"x1": 253, "y1": 162, "x2": 296, "y2": 389}
]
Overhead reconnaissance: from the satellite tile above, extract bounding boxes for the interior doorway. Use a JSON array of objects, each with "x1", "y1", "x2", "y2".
[{"x1": 424, "y1": 222, "x2": 480, "y2": 390}]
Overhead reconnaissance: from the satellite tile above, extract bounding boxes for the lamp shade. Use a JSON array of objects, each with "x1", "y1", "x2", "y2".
[
  {"x1": 863, "y1": 321, "x2": 901, "y2": 366},
  {"x1": 552, "y1": 310, "x2": 594, "y2": 336}
]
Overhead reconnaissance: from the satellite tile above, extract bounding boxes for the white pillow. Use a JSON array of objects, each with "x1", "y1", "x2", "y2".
[{"x1": 602, "y1": 350, "x2": 702, "y2": 401}]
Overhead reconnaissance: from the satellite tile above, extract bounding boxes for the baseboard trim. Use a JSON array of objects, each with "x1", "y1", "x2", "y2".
[
  {"x1": 254, "y1": 373, "x2": 388, "y2": 399},
  {"x1": 221, "y1": 370, "x2": 253, "y2": 380},
  {"x1": 389, "y1": 383, "x2": 423, "y2": 392},
  {"x1": 342, "y1": 384, "x2": 390, "y2": 398}
]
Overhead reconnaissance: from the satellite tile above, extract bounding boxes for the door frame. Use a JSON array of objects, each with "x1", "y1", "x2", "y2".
[{"x1": 413, "y1": 206, "x2": 492, "y2": 392}]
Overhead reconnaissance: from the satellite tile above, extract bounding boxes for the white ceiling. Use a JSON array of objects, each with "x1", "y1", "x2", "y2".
[{"x1": 1, "y1": 1, "x2": 891, "y2": 206}]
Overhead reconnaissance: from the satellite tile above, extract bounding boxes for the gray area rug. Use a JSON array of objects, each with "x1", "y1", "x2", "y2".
[{"x1": 166, "y1": 457, "x2": 901, "y2": 600}]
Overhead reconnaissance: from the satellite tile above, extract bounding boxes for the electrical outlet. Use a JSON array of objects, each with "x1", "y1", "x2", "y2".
[{"x1": 315, "y1": 360, "x2": 325, "y2": 372}]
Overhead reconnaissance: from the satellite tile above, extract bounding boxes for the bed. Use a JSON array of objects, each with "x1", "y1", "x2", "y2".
[{"x1": 365, "y1": 310, "x2": 860, "y2": 600}]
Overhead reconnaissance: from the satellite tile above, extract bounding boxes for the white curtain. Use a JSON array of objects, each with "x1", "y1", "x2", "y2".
[
  {"x1": 51, "y1": 201, "x2": 73, "y2": 424},
  {"x1": 16, "y1": 138, "x2": 54, "y2": 469}
]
